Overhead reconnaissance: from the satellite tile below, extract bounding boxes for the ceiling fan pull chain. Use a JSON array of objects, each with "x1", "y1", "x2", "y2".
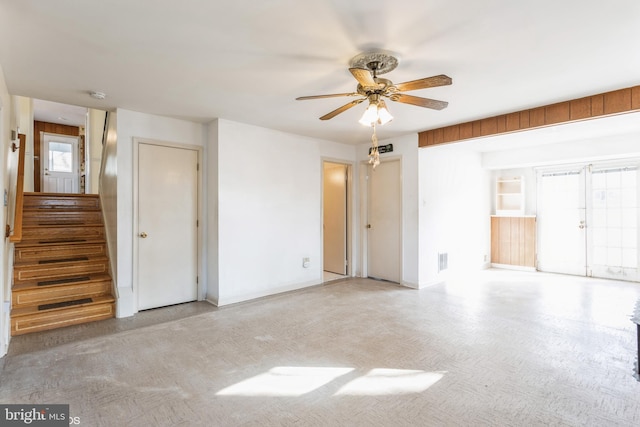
[{"x1": 369, "y1": 124, "x2": 380, "y2": 169}]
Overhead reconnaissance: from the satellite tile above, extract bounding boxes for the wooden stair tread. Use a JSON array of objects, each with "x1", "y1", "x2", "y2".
[
  {"x1": 11, "y1": 274, "x2": 112, "y2": 291},
  {"x1": 25, "y1": 192, "x2": 99, "y2": 197},
  {"x1": 11, "y1": 300, "x2": 115, "y2": 336},
  {"x1": 13, "y1": 242, "x2": 107, "y2": 263},
  {"x1": 21, "y1": 223, "x2": 105, "y2": 228},
  {"x1": 14, "y1": 255, "x2": 108, "y2": 267},
  {"x1": 15, "y1": 238, "x2": 106, "y2": 248},
  {"x1": 11, "y1": 295, "x2": 115, "y2": 317},
  {"x1": 20, "y1": 230, "x2": 106, "y2": 244},
  {"x1": 12, "y1": 278, "x2": 113, "y2": 310},
  {"x1": 22, "y1": 209, "x2": 102, "y2": 213}
]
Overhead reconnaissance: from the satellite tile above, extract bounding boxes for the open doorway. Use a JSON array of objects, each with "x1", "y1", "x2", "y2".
[
  {"x1": 323, "y1": 161, "x2": 351, "y2": 282},
  {"x1": 22, "y1": 98, "x2": 106, "y2": 194}
]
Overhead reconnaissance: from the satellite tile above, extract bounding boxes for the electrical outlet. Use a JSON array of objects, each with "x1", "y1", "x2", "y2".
[{"x1": 302, "y1": 257, "x2": 310, "y2": 268}]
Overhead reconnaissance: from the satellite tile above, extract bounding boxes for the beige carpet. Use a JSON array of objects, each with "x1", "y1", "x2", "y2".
[{"x1": 2, "y1": 271, "x2": 640, "y2": 426}]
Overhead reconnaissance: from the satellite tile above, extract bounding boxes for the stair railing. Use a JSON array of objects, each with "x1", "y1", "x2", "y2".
[{"x1": 5, "y1": 133, "x2": 26, "y2": 243}]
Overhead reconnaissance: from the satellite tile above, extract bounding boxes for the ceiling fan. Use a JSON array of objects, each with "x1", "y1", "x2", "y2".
[{"x1": 296, "y1": 52, "x2": 452, "y2": 125}]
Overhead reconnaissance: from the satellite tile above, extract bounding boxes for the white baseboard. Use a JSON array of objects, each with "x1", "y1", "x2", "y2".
[
  {"x1": 205, "y1": 296, "x2": 219, "y2": 307},
  {"x1": 401, "y1": 281, "x2": 420, "y2": 289},
  {"x1": 216, "y1": 279, "x2": 322, "y2": 307},
  {"x1": 418, "y1": 280, "x2": 444, "y2": 289},
  {"x1": 491, "y1": 263, "x2": 537, "y2": 272}
]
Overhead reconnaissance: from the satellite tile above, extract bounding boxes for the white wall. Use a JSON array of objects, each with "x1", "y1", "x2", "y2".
[
  {"x1": 419, "y1": 145, "x2": 492, "y2": 286},
  {"x1": 481, "y1": 114, "x2": 640, "y2": 170},
  {"x1": 14, "y1": 96, "x2": 33, "y2": 192},
  {"x1": 357, "y1": 133, "x2": 420, "y2": 287},
  {"x1": 99, "y1": 111, "x2": 119, "y2": 312},
  {"x1": 0, "y1": 64, "x2": 11, "y2": 357},
  {"x1": 114, "y1": 109, "x2": 206, "y2": 317},
  {"x1": 483, "y1": 134, "x2": 640, "y2": 171},
  {"x1": 87, "y1": 109, "x2": 106, "y2": 194},
  {"x1": 206, "y1": 120, "x2": 219, "y2": 303},
  {"x1": 212, "y1": 119, "x2": 356, "y2": 306}
]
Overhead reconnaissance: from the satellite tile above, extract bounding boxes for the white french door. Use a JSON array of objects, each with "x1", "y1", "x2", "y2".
[
  {"x1": 537, "y1": 167, "x2": 587, "y2": 276},
  {"x1": 537, "y1": 161, "x2": 639, "y2": 281},
  {"x1": 589, "y1": 164, "x2": 639, "y2": 281}
]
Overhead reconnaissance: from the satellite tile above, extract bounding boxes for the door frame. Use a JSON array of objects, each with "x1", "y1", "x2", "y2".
[
  {"x1": 321, "y1": 158, "x2": 353, "y2": 278},
  {"x1": 132, "y1": 137, "x2": 204, "y2": 313},
  {"x1": 360, "y1": 156, "x2": 403, "y2": 282}
]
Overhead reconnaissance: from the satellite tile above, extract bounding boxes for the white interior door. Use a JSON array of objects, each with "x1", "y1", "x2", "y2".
[
  {"x1": 367, "y1": 159, "x2": 401, "y2": 283},
  {"x1": 137, "y1": 142, "x2": 199, "y2": 310},
  {"x1": 537, "y1": 168, "x2": 587, "y2": 276},
  {"x1": 42, "y1": 133, "x2": 79, "y2": 193},
  {"x1": 323, "y1": 162, "x2": 347, "y2": 275}
]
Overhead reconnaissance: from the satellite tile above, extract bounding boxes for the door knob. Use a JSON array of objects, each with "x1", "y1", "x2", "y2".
[
  {"x1": 366, "y1": 224, "x2": 372, "y2": 229},
  {"x1": 140, "y1": 232, "x2": 148, "y2": 238}
]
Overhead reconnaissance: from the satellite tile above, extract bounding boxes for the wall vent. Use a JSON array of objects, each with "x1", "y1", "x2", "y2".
[{"x1": 438, "y1": 253, "x2": 448, "y2": 272}]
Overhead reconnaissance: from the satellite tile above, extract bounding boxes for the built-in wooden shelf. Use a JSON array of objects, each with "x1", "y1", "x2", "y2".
[{"x1": 496, "y1": 176, "x2": 524, "y2": 216}]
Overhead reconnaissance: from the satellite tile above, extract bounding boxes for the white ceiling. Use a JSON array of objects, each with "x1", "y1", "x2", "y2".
[
  {"x1": 32, "y1": 99, "x2": 87, "y2": 127},
  {"x1": 1, "y1": 0, "x2": 639, "y2": 145}
]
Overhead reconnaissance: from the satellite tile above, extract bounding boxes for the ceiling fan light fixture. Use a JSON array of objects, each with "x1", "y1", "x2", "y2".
[
  {"x1": 358, "y1": 99, "x2": 393, "y2": 127},
  {"x1": 358, "y1": 101, "x2": 380, "y2": 126},
  {"x1": 296, "y1": 51, "x2": 450, "y2": 124}
]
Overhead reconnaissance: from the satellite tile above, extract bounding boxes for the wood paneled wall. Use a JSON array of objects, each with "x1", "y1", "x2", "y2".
[
  {"x1": 491, "y1": 216, "x2": 536, "y2": 268},
  {"x1": 419, "y1": 85, "x2": 640, "y2": 147},
  {"x1": 34, "y1": 121, "x2": 80, "y2": 192}
]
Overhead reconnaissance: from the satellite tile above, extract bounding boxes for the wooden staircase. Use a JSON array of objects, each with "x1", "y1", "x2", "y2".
[{"x1": 10, "y1": 193, "x2": 115, "y2": 336}]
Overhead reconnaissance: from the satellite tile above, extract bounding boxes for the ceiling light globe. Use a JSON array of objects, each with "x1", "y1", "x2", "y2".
[
  {"x1": 359, "y1": 103, "x2": 379, "y2": 126},
  {"x1": 377, "y1": 101, "x2": 393, "y2": 125}
]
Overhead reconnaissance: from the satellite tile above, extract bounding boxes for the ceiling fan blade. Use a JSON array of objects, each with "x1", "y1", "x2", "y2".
[
  {"x1": 296, "y1": 93, "x2": 360, "y2": 100},
  {"x1": 390, "y1": 93, "x2": 448, "y2": 110},
  {"x1": 319, "y1": 99, "x2": 366, "y2": 120},
  {"x1": 394, "y1": 74, "x2": 452, "y2": 92},
  {"x1": 349, "y1": 68, "x2": 376, "y2": 87}
]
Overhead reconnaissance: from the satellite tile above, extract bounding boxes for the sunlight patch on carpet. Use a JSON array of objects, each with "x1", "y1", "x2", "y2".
[
  {"x1": 216, "y1": 367, "x2": 354, "y2": 397},
  {"x1": 334, "y1": 369, "x2": 446, "y2": 396}
]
